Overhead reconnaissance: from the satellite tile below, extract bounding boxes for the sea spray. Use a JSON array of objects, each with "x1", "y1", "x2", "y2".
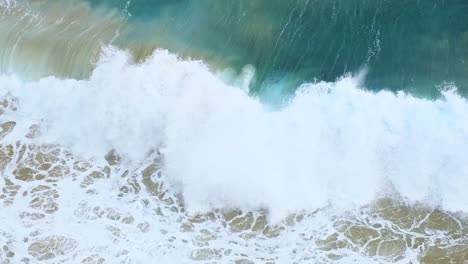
[
  {"x1": 2, "y1": 49, "x2": 468, "y2": 219},
  {"x1": 1, "y1": 0, "x2": 468, "y2": 261}
]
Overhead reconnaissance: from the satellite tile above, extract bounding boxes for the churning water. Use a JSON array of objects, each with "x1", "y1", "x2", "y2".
[{"x1": 0, "y1": 1, "x2": 467, "y2": 263}]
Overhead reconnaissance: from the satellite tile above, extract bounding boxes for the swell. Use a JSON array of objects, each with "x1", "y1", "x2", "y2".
[{"x1": 1, "y1": 0, "x2": 468, "y2": 97}]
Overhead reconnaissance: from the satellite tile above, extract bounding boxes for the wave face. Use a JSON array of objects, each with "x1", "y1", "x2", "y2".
[{"x1": 0, "y1": 0, "x2": 468, "y2": 263}]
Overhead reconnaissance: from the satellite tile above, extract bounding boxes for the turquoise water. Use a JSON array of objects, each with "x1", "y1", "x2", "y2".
[
  {"x1": 86, "y1": 0, "x2": 468, "y2": 97},
  {"x1": 1, "y1": 1, "x2": 468, "y2": 263},
  {"x1": 1, "y1": 0, "x2": 468, "y2": 98}
]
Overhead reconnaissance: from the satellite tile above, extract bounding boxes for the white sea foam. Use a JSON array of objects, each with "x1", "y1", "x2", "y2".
[{"x1": 1, "y1": 48, "x2": 468, "y2": 221}]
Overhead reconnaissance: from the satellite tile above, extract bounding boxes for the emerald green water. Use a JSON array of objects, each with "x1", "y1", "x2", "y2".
[
  {"x1": 87, "y1": 0, "x2": 468, "y2": 97},
  {"x1": 1, "y1": 1, "x2": 468, "y2": 263},
  {"x1": 1, "y1": 0, "x2": 467, "y2": 98}
]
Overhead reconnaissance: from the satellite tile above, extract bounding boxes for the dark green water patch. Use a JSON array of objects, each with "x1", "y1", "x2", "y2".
[{"x1": 79, "y1": 0, "x2": 468, "y2": 97}]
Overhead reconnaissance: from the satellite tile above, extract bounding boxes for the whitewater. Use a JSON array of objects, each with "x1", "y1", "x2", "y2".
[{"x1": 0, "y1": 48, "x2": 467, "y2": 263}]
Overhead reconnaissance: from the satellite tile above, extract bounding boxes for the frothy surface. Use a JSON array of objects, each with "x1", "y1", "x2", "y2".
[
  {"x1": 0, "y1": 50, "x2": 467, "y2": 263},
  {"x1": 1, "y1": 0, "x2": 467, "y2": 263}
]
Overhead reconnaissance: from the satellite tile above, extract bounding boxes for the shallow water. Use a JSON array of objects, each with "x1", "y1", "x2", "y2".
[
  {"x1": 0, "y1": 0, "x2": 468, "y2": 263},
  {"x1": 0, "y1": 49, "x2": 467, "y2": 263},
  {"x1": 0, "y1": 137, "x2": 467, "y2": 263}
]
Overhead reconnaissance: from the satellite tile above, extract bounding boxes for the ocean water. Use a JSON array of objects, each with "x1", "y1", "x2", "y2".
[{"x1": 0, "y1": 1, "x2": 467, "y2": 263}]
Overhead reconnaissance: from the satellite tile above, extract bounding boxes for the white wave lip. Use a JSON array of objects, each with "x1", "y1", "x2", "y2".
[{"x1": 1, "y1": 48, "x2": 468, "y2": 219}]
